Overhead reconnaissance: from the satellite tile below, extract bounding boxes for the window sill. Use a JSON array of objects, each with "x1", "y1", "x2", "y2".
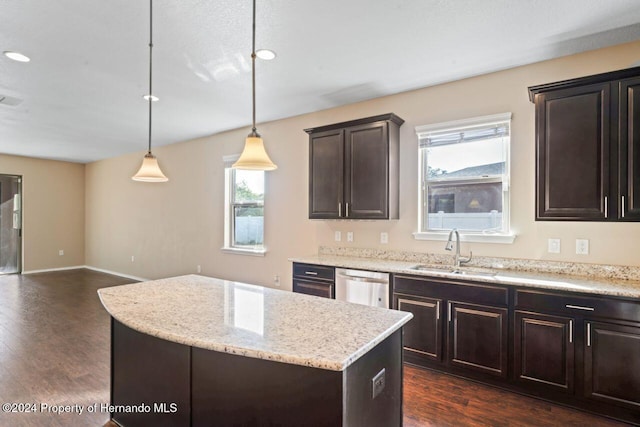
[
  {"x1": 413, "y1": 231, "x2": 517, "y2": 244},
  {"x1": 221, "y1": 247, "x2": 267, "y2": 257}
]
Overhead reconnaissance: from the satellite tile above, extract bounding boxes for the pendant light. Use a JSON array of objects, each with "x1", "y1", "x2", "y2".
[
  {"x1": 132, "y1": 0, "x2": 169, "y2": 182},
  {"x1": 232, "y1": 0, "x2": 277, "y2": 171}
]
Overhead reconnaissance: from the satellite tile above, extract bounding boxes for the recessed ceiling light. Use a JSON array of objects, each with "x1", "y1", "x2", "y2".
[
  {"x1": 256, "y1": 49, "x2": 276, "y2": 60},
  {"x1": 3, "y1": 51, "x2": 30, "y2": 62},
  {"x1": 143, "y1": 94, "x2": 159, "y2": 102}
]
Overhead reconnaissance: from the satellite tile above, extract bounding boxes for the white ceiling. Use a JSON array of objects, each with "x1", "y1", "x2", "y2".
[{"x1": 1, "y1": 0, "x2": 640, "y2": 163}]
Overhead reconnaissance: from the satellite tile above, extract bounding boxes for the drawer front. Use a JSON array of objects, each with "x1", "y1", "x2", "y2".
[
  {"x1": 293, "y1": 279, "x2": 334, "y2": 299},
  {"x1": 393, "y1": 274, "x2": 508, "y2": 307},
  {"x1": 515, "y1": 289, "x2": 640, "y2": 322},
  {"x1": 293, "y1": 263, "x2": 335, "y2": 282}
]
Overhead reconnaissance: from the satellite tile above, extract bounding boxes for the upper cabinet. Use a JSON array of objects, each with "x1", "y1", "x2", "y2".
[
  {"x1": 529, "y1": 66, "x2": 640, "y2": 221},
  {"x1": 305, "y1": 113, "x2": 404, "y2": 220}
]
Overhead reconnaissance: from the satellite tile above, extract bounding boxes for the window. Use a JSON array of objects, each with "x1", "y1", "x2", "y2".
[
  {"x1": 414, "y1": 113, "x2": 514, "y2": 243},
  {"x1": 223, "y1": 156, "x2": 266, "y2": 255}
]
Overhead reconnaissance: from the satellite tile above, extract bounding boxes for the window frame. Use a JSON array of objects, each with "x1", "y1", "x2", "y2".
[
  {"x1": 413, "y1": 113, "x2": 516, "y2": 244},
  {"x1": 222, "y1": 155, "x2": 267, "y2": 256}
]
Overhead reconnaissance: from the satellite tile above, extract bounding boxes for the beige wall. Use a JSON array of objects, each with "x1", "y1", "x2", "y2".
[
  {"x1": 85, "y1": 40, "x2": 640, "y2": 289},
  {"x1": 0, "y1": 154, "x2": 85, "y2": 272}
]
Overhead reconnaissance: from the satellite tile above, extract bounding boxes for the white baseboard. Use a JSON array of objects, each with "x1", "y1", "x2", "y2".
[
  {"x1": 22, "y1": 265, "x2": 86, "y2": 275},
  {"x1": 84, "y1": 266, "x2": 147, "y2": 282},
  {"x1": 22, "y1": 265, "x2": 147, "y2": 282}
]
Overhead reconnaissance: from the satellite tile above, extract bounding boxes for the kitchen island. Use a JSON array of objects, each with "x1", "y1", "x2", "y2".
[{"x1": 98, "y1": 274, "x2": 412, "y2": 427}]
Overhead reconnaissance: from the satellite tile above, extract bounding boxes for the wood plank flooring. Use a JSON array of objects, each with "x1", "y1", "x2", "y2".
[{"x1": 0, "y1": 269, "x2": 633, "y2": 426}]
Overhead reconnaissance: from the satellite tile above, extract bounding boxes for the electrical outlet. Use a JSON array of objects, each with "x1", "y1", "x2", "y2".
[
  {"x1": 131, "y1": 255, "x2": 135, "y2": 262},
  {"x1": 347, "y1": 232, "x2": 354, "y2": 242},
  {"x1": 380, "y1": 232, "x2": 389, "y2": 244},
  {"x1": 548, "y1": 238, "x2": 560, "y2": 254},
  {"x1": 372, "y1": 368, "x2": 386, "y2": 399},
  {"x1": 576, "y1": 239, "x2": 589, "y2": 255},
  {"x1": 197, "y1": 265, "x2": 201, "y2": 273},
  {"x1": 274, "y1": 275, "x2": 280, "y2": 286},
  {"x1": 58, "y1": 249, "x2": 64, "y2": 256},
  {"x1": 334, "y1": 231, "x2": 342, "y2": 242}
]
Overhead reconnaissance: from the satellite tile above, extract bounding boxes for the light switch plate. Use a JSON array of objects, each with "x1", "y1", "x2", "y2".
[
  {"x1": 548, "y1": 238, "x2": 560, "y2": 254},
  {"x1": 334, "y1": 231, "x2": 342, "y2": 242}
]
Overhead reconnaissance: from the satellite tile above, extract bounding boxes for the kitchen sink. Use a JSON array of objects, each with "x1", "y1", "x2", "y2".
[{"x1": 410, "y1": 264, "x2": 497, "y2": 277}]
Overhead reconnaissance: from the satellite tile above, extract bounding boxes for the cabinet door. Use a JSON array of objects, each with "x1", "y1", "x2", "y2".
[
  {"x1": 293, "y1": 278, "x2": 334, "y2": 299},
  {"x1": 619, "y1": 77, "x2": 640, "y2": 219},
  {"x1": 514, "y1": 311, "x2": 574, "y2": 393},
  {"x1": 344, "y1": 122, "x2": 389, "y2": 219},
  {"x1": 394, "y1": 293, "x2": 443, "y2": 363},
  {"x1": 584, "y1": 321, "x2": 640, "y2": 410},
  {"x1": 535, "y1": 83, "x2": 610, "y2": 220},
  {"x1": 447, "y1": 301, "x2": 508, "y2": 377},
  {"x1": 309, "y1": 129, "x2": 344, "y2": 219}
]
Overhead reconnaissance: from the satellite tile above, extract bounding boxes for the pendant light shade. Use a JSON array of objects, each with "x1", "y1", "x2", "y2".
[
  {"x1": 132, "y1": 0, "x2": 169, "y2": 182},
  {"x1": 233, "y1": 133, "x2": 277, "y2": 170},
  {"x1": 232, "y1": 0, "x2": 277, "y2": 171},
  {"x1": 132, "y1": 153, "x2": 168, "y2": 182}
]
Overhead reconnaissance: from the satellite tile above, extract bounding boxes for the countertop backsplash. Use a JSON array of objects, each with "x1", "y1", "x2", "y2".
[{"x1": 317, "y1": 246, "x2": 640, "y2": 282}]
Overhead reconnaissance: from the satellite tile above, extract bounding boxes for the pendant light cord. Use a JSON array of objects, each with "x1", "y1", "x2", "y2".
[
  {"x1": 148, "y1": 0, "x2": 153, "y2": 155},
  {"x1": 251, "y1": 0, "x2": 258, "y2": 137}
]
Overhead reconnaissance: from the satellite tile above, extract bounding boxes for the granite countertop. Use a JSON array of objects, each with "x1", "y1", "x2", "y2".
[
  {"x1": 289, "y1": 254, "x2": 640, "y2": 299},
  {"x1": 98, "y1": 274, "x2": 412, "y2": 371}
]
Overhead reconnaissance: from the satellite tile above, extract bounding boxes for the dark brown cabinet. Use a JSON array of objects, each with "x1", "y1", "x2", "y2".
[
  {"x1": 448, "y1": 301, "x2": 508, "y2": 377},
  {"x1": 393, "y1": 294, "x2": 442, "y2": 363},
  {"x1": 619, "y1": 76, "x2": 640, "y2": 219},
  {"x1": 514, "y1": 289, "x2": 640, "y2": 423},
  {"x1": 305, "y1": 113, "x2": 403, "y2": 220},
  {"x1": 529, "y1": 66, "x2": 640, "y2": 221},
  {"x1": 392, "y1": 274, "x2": 509, "y2": 380},
  {"x1": 292, "y1": 263, "x2": 334, "y2": 299},
  {"x1": 584, "y1": 320, "x2": 640, "y2": 410},
  {"x1": 514, "y1": 311, "x2": 575, "y2": 393}
]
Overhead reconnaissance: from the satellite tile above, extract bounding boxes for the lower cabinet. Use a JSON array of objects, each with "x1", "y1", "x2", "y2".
[
  {"x1": 448, "y1": 302, "x2": 508, "y2": 377},
  {"x1": 292, "y1": 278, "x2": 333, "y2": 299},
  {"x1": 393, "y1": 294, "x2": 442, "y2": 362},
  {"x1": 393, "y1": 274, "x2": 509, "y2": 381},
  {"x1": 394, "y1": 274, "x2": 640, "y2": 424},
  {"x1": 514, "y1": 311, "x2": 575, "y2": 393},
  {"x1": 292, "y1": 263, "x2": 335, "y2": 299},
  {"x1": 584, "y1": 320, "x2": 640, "y2": 411},
  {"x1": 514, "y1": 289, "x2": 640, "y2": 423}
]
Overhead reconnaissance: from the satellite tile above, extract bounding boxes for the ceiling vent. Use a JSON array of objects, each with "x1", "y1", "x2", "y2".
[{"x1": 0, "y1": 94, "x2": 23, "y2": 106}]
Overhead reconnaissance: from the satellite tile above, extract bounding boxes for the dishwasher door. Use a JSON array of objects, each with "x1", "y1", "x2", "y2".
[{"x1": 335, "y1": 268, "x2": 390, "y2": 308}]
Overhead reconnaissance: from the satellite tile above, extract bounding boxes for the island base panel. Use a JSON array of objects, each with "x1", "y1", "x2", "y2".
[
  {"x1": 111, "y1": 318, "x2": 403, "y2": 426},
  {"x1": 111, "y1": 318, "x2": 191, "y2": 426}
]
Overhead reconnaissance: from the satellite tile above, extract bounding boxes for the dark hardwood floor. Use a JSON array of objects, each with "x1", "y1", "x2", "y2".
[{"x1": 0, "y1": 269, "x2": 632, "y2": 426}]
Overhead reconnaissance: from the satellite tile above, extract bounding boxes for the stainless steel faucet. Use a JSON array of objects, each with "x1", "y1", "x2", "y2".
[{"x1": 445, "y1": 229, "x2": 472, "y2": 267}]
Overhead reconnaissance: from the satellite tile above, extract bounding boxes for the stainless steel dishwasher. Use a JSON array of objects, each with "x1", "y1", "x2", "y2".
[{"x1": 335, "y1": 268, "x2": 390, "y2": 308}]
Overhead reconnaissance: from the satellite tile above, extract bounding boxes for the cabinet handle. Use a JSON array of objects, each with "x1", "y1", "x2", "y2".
[
  {"x1": 569, "y1": 320, "x2": 573, "y2": 343},
  {"x1": 436, "y1": 301, "x2": 440, "y2": 321},
  {"x1": 338, "y1": 202, "x2": 342, "y2": 217},
  {"x1": 622, "y1": 195, "x2": 626, "y2": 218},
  {"x1": 604, "y1": 196, "x2": 608, "y2": 218},
  {"x1": 305, "y1": 271, "x2": 318, "y2": 276},
  {"x1": 565, "y1": 304, "x2": 595, "y2": 311},
  {"x1": 346, "y1": 202, "x2": 350, "y2": 217},
  {"x1": 447, "y1": 302, "x2": 452, "y2": 322},
  {"x1": 587, "y1": 322, "x2": 592, "y2": 347}
]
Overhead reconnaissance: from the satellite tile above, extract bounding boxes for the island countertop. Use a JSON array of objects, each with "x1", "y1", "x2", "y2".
[{"x1": 98, "y1": 274, "x2": 412, "y2": 371}]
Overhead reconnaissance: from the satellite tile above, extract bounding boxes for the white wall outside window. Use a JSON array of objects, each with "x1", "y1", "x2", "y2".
[
  {"x1": 414, "y1": 113, "x2": 516, "y2": 244},
  {"x1": 222, "y1": 155, "x2": 267, "y2": 256}
]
